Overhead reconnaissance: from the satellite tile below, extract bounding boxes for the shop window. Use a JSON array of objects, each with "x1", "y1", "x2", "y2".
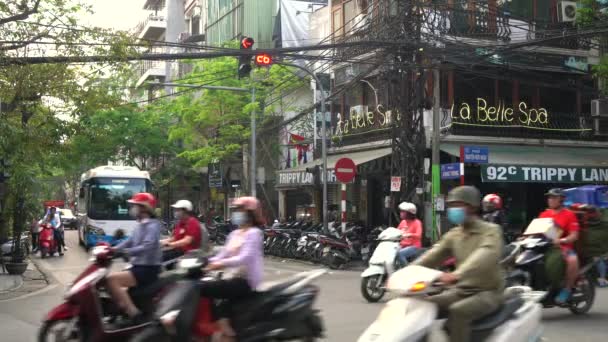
[
  {"x1": 332, "y1": 8, "x2": 344, "y2": 38},
  {"x1": 191, "y1": 15, "x2": 201, "y2": 35},
  {"x1": 344, "y1": 0, "x2": 358, "y2": 33}
]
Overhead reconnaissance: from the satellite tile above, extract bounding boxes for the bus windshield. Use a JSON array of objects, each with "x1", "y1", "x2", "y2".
[{"x1": 88, "y1": 178, "x2": 150, "y2": 220}]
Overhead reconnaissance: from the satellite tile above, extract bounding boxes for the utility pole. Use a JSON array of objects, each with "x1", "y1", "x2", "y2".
[
  {"x1": 431, "y1": 68, "x2": 441, "y2": 241},
  {"x1": 250, "y1": 86, "x2": 257, "y2": 197}
]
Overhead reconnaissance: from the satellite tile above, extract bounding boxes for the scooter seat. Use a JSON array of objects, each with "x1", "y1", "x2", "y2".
[
  {"x1": 471, "y1": 296, "x2": 523, "y2": 332},
  {"x1": 129, "y1": 273, "x2": 179, "y2": 298}
]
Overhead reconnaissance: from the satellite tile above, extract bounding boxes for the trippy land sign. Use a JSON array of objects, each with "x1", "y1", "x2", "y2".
[
  {"x1": 481, "y1": 164, "x2": 608, "y2": 183},
  {"x1": 451, "y1": 98, "x2": 549, "y2": 127},
  {"x1": 277, "y1": 169, "x2": 339, "y2": 187}
]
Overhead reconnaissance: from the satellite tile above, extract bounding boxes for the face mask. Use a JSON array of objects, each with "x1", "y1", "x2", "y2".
[
  {"x1": 447, "y1": 207, "x2": 467, "y2": 225},
  {"x1": 129, "y1": 206, "x2": 140, "y2": 218},
  {"x1": 174, "y1": 210, "x2": 184, "y2": 220},
  {"x1": 231, "y1": 212, "x2": 248, "y2": 226}
]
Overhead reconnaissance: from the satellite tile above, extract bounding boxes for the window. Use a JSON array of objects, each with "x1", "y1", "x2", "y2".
[
  {"x1": 191, "y1": 15, "x2": 201, "y2": 35},
  {"x1": 333, "y1": 8, "x2": 343, "y2": 38},
  {"x1": 88, "y1": 178, "x2": 151, "y2": 220},
  {"x1": 344, "y1": 0, "x2": 357, "y2": 33}
]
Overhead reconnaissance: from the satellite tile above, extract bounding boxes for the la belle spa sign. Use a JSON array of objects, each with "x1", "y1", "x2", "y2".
[{"x1": 450, "y1": 98, "x2": 549, "y2": 127}]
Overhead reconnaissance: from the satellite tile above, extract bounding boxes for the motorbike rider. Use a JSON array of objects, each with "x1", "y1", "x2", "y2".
[
  {"x1": 45, "y1": 207, "x2": 64, "y2": 256},
  {"x1": 396, "y1": 202, "x2": 423, "y2": 265},
  {"x1": 161, "y1": 200, "x2": 202, "y2": 264},
  {"x1": 108, "y1": 193, "x2": 162, "y2": 325},
  {"x1": 482, "y1": 194, "x2": 506, "y2": 227},
  {"x1": 203, "y1": 196, "x2": 264, "y2": 341},
  {"x1": 538, "y1": 188, "x2": 580, "y2": 304},
  {"x1": 413, "y1": 186, "x2": 504, "y2": 342}
]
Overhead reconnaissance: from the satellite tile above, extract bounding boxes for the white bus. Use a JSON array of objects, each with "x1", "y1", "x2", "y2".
[{"x1": 77, "y1": 165, "x2": 153, "y2": 249}]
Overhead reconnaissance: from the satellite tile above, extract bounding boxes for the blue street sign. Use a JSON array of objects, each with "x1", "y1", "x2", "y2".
[
  {"x1": 441, "y1": 163, "x2": 461, "y2": 180},
  {"x1": 463, "y1": 146, "x2": 489, "y2": 164}
]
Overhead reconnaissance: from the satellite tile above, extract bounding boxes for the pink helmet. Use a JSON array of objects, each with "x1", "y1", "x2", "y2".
[{"x1": 232, "y1": 197, "x2": 265, "y2": 226}]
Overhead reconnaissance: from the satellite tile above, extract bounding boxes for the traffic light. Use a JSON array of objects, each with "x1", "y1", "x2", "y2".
[
  {"x1": 254, "y1": 53, "x2": 273, "y2": 67},
  {"x1": 238, "y1": 37, "x2": 254, "y2": 78}
]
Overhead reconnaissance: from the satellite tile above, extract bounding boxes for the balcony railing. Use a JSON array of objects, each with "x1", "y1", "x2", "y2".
[
  {"x1": 135, "y1": 13, "x2": 166, "y2": 37},
  {"x1": 135, "y1": 60, "x2": 166, "y2": 85}
]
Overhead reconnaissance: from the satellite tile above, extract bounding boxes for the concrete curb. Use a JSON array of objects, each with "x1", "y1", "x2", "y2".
[{"x1": 0, "y1": 257, "x2": 55, "y2": 302}]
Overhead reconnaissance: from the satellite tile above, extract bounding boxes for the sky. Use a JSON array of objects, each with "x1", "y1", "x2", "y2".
[{"x1": 80, "y1": 0, "x2": 145, "y2": 31}]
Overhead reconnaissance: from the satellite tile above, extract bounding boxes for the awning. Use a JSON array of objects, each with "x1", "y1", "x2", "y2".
[
  {"x1": 276, "y1": 147, "x2": 392, "y2": 188},
  {"x1": 282, "y1": 147, "x2": 393, "y2": 172},
  {"x1": 440, "y1": 144, "x2": 608, "y2": 166}
]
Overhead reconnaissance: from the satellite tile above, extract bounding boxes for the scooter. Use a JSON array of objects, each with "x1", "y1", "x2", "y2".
[
  {"x1": 132, "y1": 263, "x2": 326, "y2": 342},
  {"x1": 39, "y1": 223, "x2": 59, "y2": 259},
  {"x1": 38, "y1": 245, "x2": 190, "y2": 342},
  {"x1": 358, "y1": 265, "x2": 545, "y2": 342}
]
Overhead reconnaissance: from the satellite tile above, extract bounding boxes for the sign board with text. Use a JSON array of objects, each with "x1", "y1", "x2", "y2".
[
  {"x1": 463, "y1": 146, "x2": 489, "y2": 164},
  {"x1": 208, "y1": 163, "x2": 223, "y2": 188},
  {"x1": 390, "y1": 177, "x2": 401, "y2": 192},
  {"x1": 441, "y1": 163, "x2": 461, "y2": 180},
  {"x1": 481, "y1": 164, "x2": 608, "y2": 183},
  {"x1": 277, "y1": 169, "x2": 340, "y2": 187}
]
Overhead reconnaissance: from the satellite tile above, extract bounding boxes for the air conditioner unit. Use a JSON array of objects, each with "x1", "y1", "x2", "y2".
[
  {"x1": 178, "y1": 32, "x2": 191, "y2": 43},
  {"x1": 558, "y1": 1, "x2": 577, "y2": 23},
  {"x1": 593, "y1": 118, "x2": 608, "y2": 136},
  {"x1": 591, "y1": 99, "x2": 608, "y2": 117}
]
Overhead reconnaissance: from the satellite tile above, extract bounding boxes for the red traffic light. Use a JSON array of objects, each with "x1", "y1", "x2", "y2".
[
  {"x1": 241, "y1": 37, "x2": 254, "y2": 49},
  {"x1": 255, "y1": 53, "x2": 273, "y2": 67}
]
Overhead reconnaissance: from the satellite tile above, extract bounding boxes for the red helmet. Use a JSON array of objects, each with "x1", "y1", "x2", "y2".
[
  {"x1": 127, "y1": 193, "x2": 157, "y2": 211},
  {"x1": 482, "y1": 194, "x2": 502, "y2": 210}
]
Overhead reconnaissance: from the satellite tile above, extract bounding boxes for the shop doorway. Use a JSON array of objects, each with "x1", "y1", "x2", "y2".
[
  {"x1": 285, "y1": 191, "x2": 312, "y2": 221},
  {"x1": 367, "y1": 177, "x2": 386, "y2": 227}
]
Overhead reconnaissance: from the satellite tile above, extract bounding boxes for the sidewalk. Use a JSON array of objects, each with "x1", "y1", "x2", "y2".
[{"x1": 0, "y1": 259, "x2": 49, "y2": 301}]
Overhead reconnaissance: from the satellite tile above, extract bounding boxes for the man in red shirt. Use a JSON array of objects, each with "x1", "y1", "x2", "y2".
[
  {"x1": 396, "y1": 202, "x2": 423, "y2": 265},
  {"x1": 161, "y1": 200, "x2": 202, "y2": 264},
  {"x1": 538, "y1": 188, "x2": 580, "y2": 304}
]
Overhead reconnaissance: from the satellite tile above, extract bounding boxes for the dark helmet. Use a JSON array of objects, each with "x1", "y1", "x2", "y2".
[
  {"x1": 447, "y1": 186, "x2": 481, "y2": 208},
  {"x1": 545, "y1": 188, "x2": 566, "y2": 198}
]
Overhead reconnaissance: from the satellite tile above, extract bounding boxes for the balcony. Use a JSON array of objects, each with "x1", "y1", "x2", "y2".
[
  {"x1": 134, "y1": 60, "x2": 166, "y2": 88},
  {"x1": 135, "y1": 13, "x2": 166, "y2": 40}
]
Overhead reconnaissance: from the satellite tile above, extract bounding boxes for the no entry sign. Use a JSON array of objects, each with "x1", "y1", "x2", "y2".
[{"x1": 335, "y1": 158, "x2": 356, "y2": 183}]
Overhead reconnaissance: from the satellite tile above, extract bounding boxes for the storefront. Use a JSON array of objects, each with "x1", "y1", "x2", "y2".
[
  {"x1": 440, "y1": 143, "x2": 608, "y2": 230},
  {"x1": 276, "y1": 147, "x2": 392, "y2": 224}
]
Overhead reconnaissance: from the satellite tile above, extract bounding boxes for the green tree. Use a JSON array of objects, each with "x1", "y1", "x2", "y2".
[
  {"x1": 164, "y1": 50, "x2": 307, "y2": 168},
  {"x1": 0, "y1": 0, "x2": 140, "y2": 245},
  {"x1": 578, "y1": 0, "x2": 608, "y2": 93}
]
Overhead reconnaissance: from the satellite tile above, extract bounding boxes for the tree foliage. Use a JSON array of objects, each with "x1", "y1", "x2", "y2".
[
  {"x1": 162, "y1": 47, "x2": 307, "y2": 168},
  {"x1": 578, "y1": 0, "x2": 608, "y2": 94}
]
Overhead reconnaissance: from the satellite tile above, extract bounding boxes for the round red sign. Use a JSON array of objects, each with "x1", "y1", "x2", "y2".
[{"x1": 335, "y1": 158, "x2": 357, "y2": 183}]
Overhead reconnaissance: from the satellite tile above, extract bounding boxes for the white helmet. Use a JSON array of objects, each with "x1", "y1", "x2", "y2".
[
  {"x1": 171, "y1": 200, "x2": 194, "y2": 212},
  {"x1": 398, "y1": 202, "x2": 417, "y2": 215}
]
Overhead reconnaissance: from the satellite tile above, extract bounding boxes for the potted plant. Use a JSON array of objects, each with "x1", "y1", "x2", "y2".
[{"x1": 6, "y1": 198, "x2": 28, "y2": 275}]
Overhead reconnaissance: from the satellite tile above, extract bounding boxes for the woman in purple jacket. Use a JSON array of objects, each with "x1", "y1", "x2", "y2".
[{"x1": 204, "y1": 196, "x2": 264, "y2": 340}]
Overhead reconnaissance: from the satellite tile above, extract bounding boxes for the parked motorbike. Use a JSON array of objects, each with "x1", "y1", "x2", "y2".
[
  {"x1": 1, "y1": 232, "x2": 30, "y2": 258},
  {"x1": 38, "y1": 244, "x2": 188, "y2": 342},
  {"x1": 39, "y1": 223, "x2": 59, "y2": 259},
  {"x1": 132, "y1": 260, "x2": 326, "y2": 342},
  {"x1": 505, "y1": 218, "x2": 597, "y2": 314},
  {"x1": 358, "y1": 265, "x2": 545, "y2": 342}
]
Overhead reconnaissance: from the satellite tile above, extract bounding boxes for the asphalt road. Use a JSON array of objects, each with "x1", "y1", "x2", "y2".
[{"x1": 0, "y1": 231, "x2": 607, "y2": 341}]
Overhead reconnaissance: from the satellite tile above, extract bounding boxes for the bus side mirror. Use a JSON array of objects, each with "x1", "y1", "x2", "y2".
[{"x1": 79, "y1": 188, "x2": 85, "y2": 199}]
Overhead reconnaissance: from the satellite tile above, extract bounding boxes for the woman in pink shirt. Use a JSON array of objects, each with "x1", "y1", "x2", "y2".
[{"x1": 396, "y1": 202, "x2": 423, "y2": 265}]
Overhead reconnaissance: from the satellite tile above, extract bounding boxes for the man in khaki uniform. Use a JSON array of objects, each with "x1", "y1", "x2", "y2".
[{"x1": 414, "y1": 186, "x2": 504, "y2": 342}]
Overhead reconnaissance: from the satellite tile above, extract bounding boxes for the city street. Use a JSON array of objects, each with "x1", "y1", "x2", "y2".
[{"x1": 0, "y1": 231, "x2": 607, "y2": 341}]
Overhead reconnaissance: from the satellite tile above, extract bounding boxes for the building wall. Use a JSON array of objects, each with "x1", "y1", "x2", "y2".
[{"x1": 206, "y1": 0, "x2": 277, "y2": 47}]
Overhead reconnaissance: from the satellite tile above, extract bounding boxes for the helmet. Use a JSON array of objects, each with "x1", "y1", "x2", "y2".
[
  {"x1": 171, "y1": 200, "x2": 194, "y2": 212},
  {"x1": 127, "y1": 193, "x2": 157, "y2": 211},
  {"x1": 447, "y1": 186, "x2": 481, "y2": 207},
  {"x1": 545, "y1": 188, "x2": 565, "y2": 198},
  {"x1": 398, "y1": 202, "x2": 417, "y2": 215},
  {"x1": 482, "y1": 194, "x2": 503, "y2": 210},
  {"x1": 232, "y1": 196, "x2": 265, "y2": 225}
]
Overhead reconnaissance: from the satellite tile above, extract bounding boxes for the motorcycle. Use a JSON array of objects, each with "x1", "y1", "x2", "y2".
[
  {"x1": 38, "y1": 244, "x2": 191, "y2": 342},
  {"x1": 131, "y1": 260, "x2": 326, "y2": 342},
  {"x1": 360, "y1": 227, "x2": 457, "y2": 303},
  {"x1": 1, "y1": 232, "x2": 30, "y2": 258},
  {"x1": 505, "y1": 217, "x2": 598, "y2": 314},
  {"x1": 39, "y1": 223, "x2": 59, "y2": 259},
  {"x1": 358, "y1": 265, "x2": 545, "y2": 342}
]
